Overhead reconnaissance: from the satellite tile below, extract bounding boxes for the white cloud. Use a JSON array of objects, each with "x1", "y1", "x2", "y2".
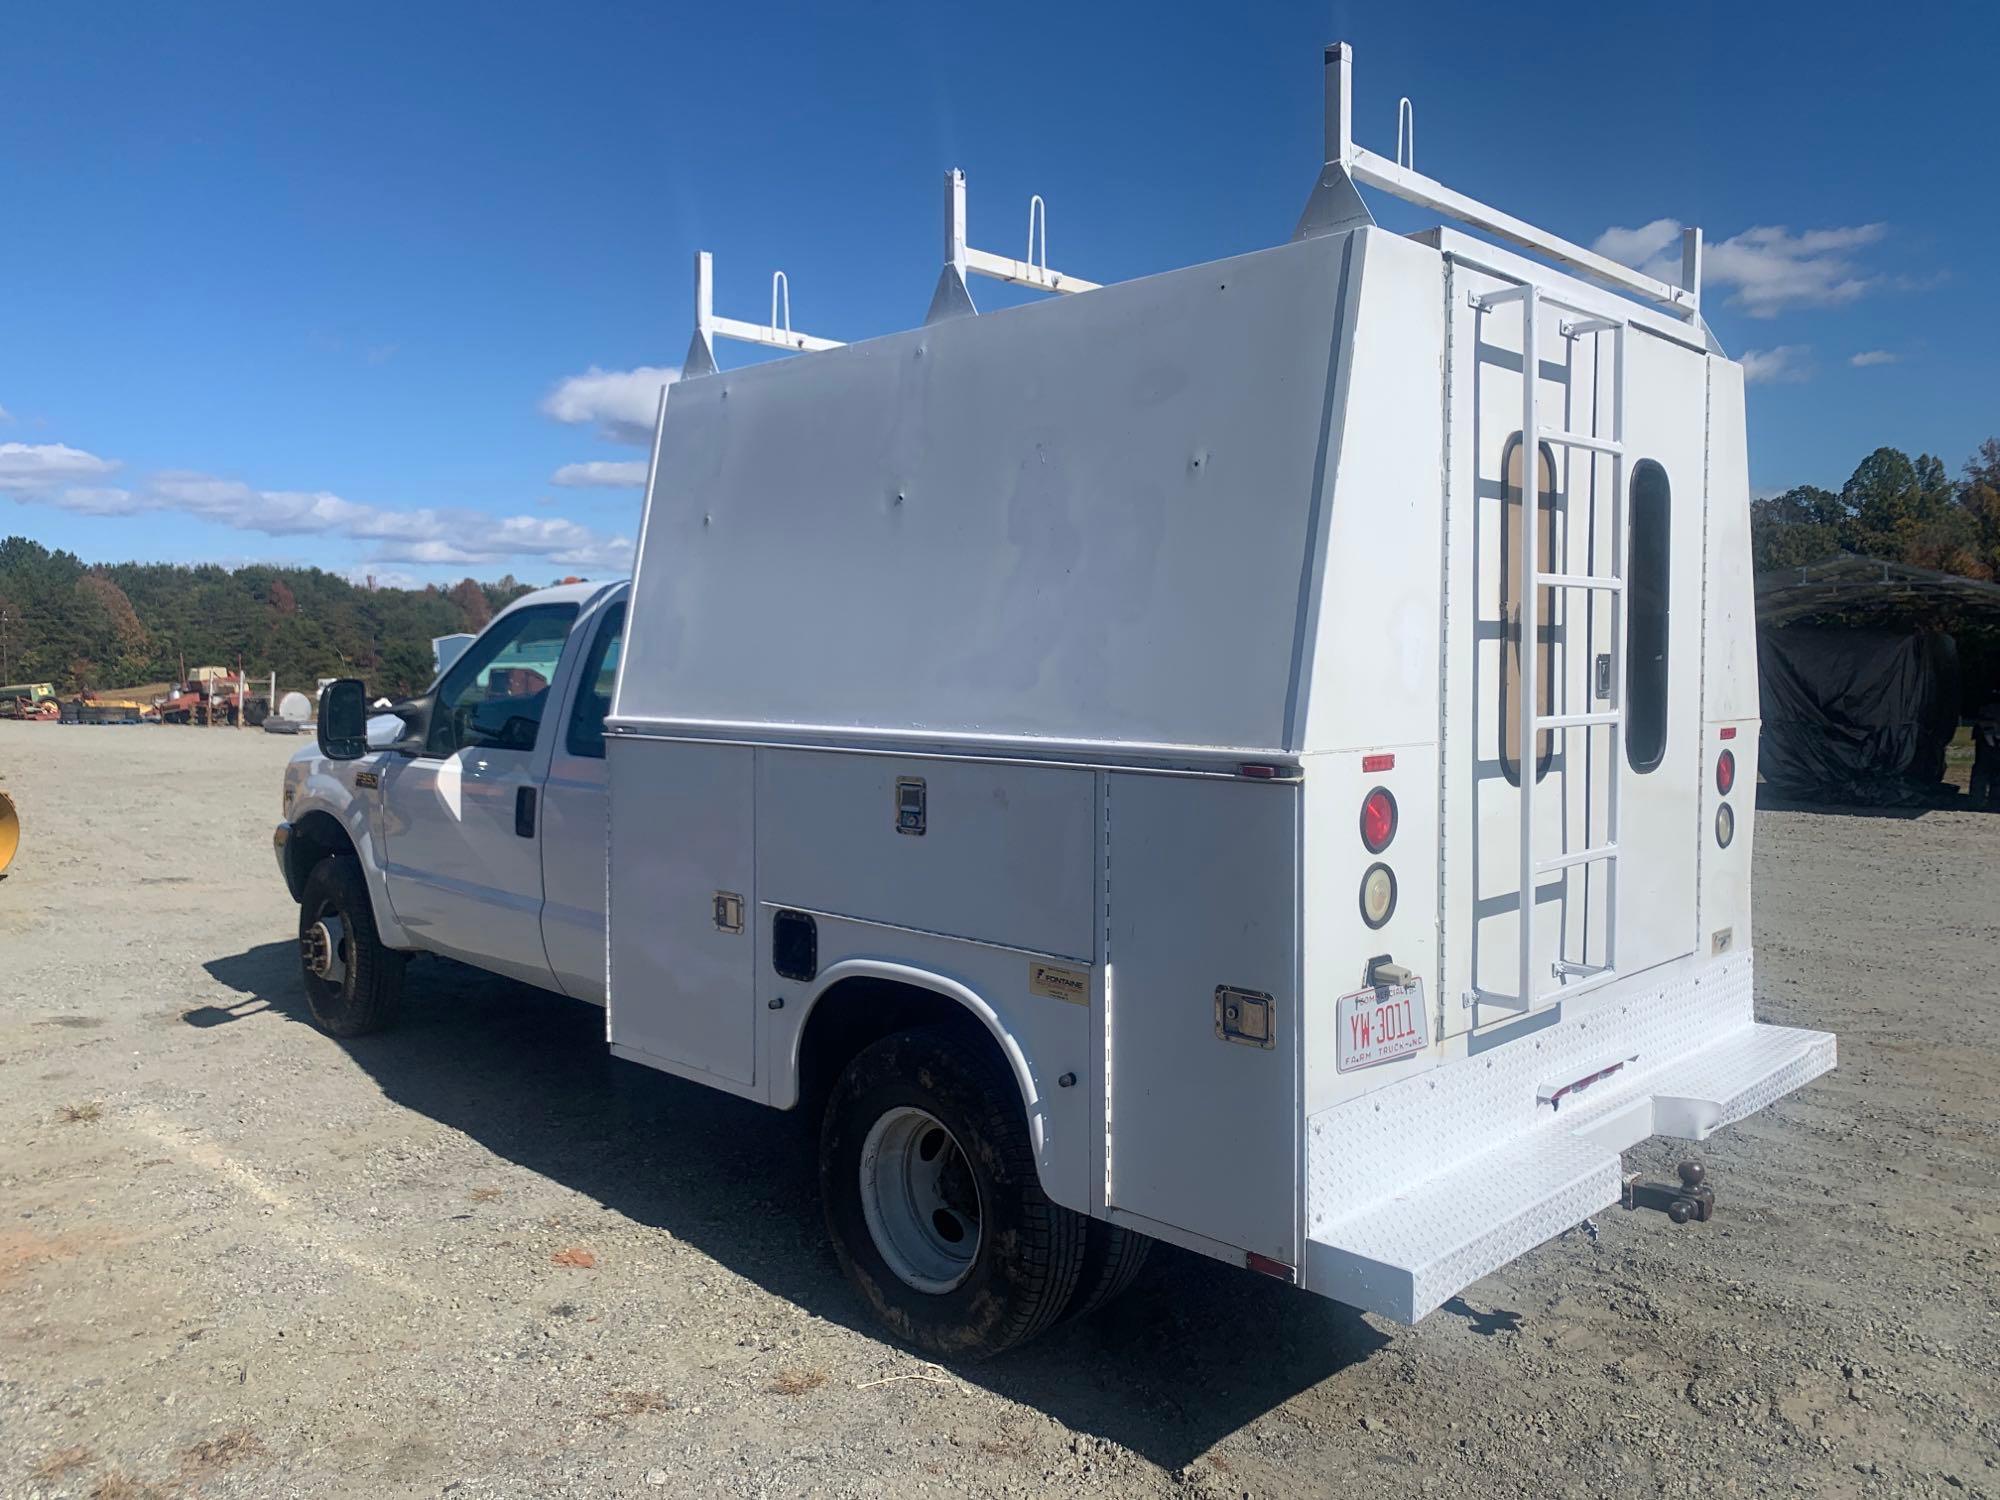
[
  {"x1": 1591, "y1": 218, "x2": 1683, "y2": 273},
  {"x1": 1592, "y1": 220, "x2": 1892, "y2": 317},
  {"x1": 1849, "y1": 349, "x2": 1899, "y2": 367},
  {"x1": 1739, "y1": 345, "x2": 1812, "y2": 385},
  {"x1": 0, "y1": 441, "x2": 121, "y2": 493},
  {"x1": 0, "y1": 404, "x2": 13, "y2": 423},
  {"x1": 138, "y1": 470, "x2": 636, "y2": 569},
  {"x1": 4, "y1": 439, "x2": 632, "y2": 575},
  {"x1": 552, "y1": 459, "x2": 649, "y2": 489},
  {"x1": 53, "y1": 486, "x2": 143, "y2": 516},
  {"x1": 541, "y1": 365, "x2": 678, "y2": 444}
]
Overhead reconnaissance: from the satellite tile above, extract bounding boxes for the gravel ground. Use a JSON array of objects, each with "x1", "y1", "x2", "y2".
[{"x1": 1, "y1": 720, "x2": 1995, "y2": 1499}]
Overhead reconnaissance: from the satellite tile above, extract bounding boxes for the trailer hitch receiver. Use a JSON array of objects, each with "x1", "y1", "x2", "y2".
[{"x1": 1622, "y1": 1159, "x2": 1713, "y2": 1224}]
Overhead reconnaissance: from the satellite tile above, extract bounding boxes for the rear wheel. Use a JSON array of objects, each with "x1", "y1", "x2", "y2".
[
  {"x1": 820, "y1": 1026, "x2": 1084, "y2": 1360},
  {"x1": 1062, "y1": 1220, "x2": 1153, "y2": 1322},
  {"x1": 298, "y1": 857, "x2": 405, "y2": 1037}
]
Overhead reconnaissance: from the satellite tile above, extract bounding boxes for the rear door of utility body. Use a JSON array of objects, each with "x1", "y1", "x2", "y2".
[{"x1": 1439, "y1": 267, "x2": 1707, "y2": 1035}]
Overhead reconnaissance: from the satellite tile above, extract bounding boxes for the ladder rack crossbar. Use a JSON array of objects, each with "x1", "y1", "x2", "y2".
[
  {"x1": 1354, "y1": 145, "x2": 1697, "y2": 317},
  {"x1": 963, "y1": 245, "x2": 1101, "y2": 295},
  {"x1": 707, "y1": 313, "x2": 844, "y2": 354}
]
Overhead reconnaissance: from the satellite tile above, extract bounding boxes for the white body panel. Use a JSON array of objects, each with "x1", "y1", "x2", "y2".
[{"x1": 608, "y1": 740, "x2": 758, "y2": 1087}]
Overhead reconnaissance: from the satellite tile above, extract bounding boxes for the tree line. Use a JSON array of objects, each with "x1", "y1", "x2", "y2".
[
  {"x1": 1752, "y1": 439, "x2": 2000, "y2": 578},
  {"x1": 0, "y1": 537, "x2": 538, "y2": 699}
]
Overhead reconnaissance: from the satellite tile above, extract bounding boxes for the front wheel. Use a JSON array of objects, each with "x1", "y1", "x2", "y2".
[
  {"x1": 298, "y1": 857, "x2": 405, "y2": 1036},
  {"x1": 820, "y1": 1027, "x2": 1084, "y2": 1360}
]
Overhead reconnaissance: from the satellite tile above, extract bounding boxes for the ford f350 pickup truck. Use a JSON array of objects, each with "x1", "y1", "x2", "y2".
[{"x1": 276, "y1": 43, "x2": 1834, "y2": 1360}]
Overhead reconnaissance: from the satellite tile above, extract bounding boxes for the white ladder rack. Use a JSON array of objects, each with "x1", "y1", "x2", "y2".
[{"x1": 1471, "y1": 280, "x2": 1632, "y2": 1014}]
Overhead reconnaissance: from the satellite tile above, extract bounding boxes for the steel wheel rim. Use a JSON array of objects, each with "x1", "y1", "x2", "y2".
[
  {"x1": 858, "y1": 1106, "x2": 982, "y2": 1294},
  {"x1": 302, "y1": 897, "x2": 351, "y2": 992}
]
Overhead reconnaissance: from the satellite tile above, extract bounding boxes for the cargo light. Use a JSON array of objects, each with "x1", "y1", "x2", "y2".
[
  {"x1": 1360, "y1": 787, "x2": 1397, "y2": 853},
  {"x1": 1716, "y1": 748, "x2": 1736, "y2": 795}
]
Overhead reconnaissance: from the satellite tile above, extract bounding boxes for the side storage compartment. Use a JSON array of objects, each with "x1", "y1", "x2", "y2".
[
  {"x1": 1105, "y1": 773, "x2": 1300, "y2": 1266},
  {"x1": 606, "y1": 738, "x2": 760, "y2": 1092}
]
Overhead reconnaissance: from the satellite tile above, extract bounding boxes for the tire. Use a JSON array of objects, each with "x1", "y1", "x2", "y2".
[
  {"x1": 1062, "y1": 1220, "x2": 1153, "y2": 1322},
  {"x1": 820, "y1": 1026, "x2": 1084, "y2": 1360},
  {"x1": 298, "y1": 857, "x2": 405, "y2": 1037}
]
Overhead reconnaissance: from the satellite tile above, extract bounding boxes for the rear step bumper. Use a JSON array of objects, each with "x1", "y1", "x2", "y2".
[{"x1": 1302, "y1": 951, "x2": 1833, "y2": 1323}]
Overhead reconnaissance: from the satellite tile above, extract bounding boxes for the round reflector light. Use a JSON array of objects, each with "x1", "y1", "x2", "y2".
[
  {"x1": 1716, "y1": 748, "x2": 1736, "y2": 795},
  {"x1": 1359, "y1": 863, "x2": 1397, "y2": 929},
  {"x1": 1360, "y1": 787, "x2": 1398, "y2": 854},
  {"x1": 1715, "y1": 802, "x2": 1735, "y2": 848}
]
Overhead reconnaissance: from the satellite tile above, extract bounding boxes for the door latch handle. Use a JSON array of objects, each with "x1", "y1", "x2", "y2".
[{"x1": 515, "y1": 786, "x2": 537, "y2": 838}]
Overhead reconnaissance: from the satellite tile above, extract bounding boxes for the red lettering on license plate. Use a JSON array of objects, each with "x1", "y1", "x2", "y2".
[{"x1": 1336, "y1": 980, "x2": 1429, "y2": 1072}]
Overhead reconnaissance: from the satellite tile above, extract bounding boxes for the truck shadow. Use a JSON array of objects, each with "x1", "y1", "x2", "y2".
[{"x1": 199, "y1": 941, "x2": 1388, "y2": 1469}]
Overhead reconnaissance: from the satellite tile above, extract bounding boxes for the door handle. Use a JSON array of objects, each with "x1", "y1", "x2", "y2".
[{"x1": 515, "y1": 786, "x2": 537, "y2": 838}]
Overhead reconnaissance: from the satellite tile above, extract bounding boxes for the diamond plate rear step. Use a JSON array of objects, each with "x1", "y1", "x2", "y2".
[{"x1": 1304, "y1": 964, "x2": 1833, "y2": 1323}]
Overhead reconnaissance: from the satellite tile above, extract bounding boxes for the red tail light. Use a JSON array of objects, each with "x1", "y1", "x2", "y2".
[
  {"x1": 1360, "y1": 787, "x2": 1397, "y2": 853},
  {"x1": 1716, "y1": 748, "x2": 1736, "y2": 795}
]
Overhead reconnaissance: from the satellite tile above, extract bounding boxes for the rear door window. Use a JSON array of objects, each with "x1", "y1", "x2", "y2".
[{"x1": 1625, "y1": 460, "x2": 1671, "y2": 773}]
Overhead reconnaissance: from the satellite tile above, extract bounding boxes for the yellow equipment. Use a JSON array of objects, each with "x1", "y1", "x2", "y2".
[{"x1": 0, "y1": 790, "x2": 16, "y2": 876}]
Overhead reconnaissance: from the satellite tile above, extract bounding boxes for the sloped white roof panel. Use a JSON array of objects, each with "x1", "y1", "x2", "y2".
[{"x1": 615, "y1": 230, "x2": 1360, "y2": 755}]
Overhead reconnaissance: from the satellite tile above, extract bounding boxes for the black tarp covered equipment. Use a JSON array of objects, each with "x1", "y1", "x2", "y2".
[{"x1": 1757, "y1": 625, "x2": 1959, "y2": 805}]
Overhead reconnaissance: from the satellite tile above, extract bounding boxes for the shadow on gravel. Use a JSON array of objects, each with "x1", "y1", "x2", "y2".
[
  {"x1": 1753, "y1": 787, "x2": 1938, "y2": 819},
  {"x1": 200, "y1": 941, "x2": 1387, "y2": 1470}
]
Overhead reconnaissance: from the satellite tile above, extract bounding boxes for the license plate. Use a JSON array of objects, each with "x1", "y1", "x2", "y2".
[{"x1": 1335, "y1": 981, "x2": 1428, "y2": 1072}]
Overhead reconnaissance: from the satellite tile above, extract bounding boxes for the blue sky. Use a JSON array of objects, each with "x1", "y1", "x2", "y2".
[{"x1": 2, "y1": 2, "x2": 1993, "y2": 587}]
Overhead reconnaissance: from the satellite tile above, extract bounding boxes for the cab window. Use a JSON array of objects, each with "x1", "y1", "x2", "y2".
[
  {"x1": 565, "y1": 602, "x2": 625, "y2": 759},
  {"x1": 426, "y1": 603, "x2": 579, "y2": 756}
]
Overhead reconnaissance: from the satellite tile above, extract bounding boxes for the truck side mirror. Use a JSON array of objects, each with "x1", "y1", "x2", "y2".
[{"x1": 317, "y1": 679, "x2": 370, "y2": 760}]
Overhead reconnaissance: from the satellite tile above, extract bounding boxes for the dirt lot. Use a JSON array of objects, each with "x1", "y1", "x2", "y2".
[{"x1": 1, "y1": 721, "x2": 1995, "y2": 1499}]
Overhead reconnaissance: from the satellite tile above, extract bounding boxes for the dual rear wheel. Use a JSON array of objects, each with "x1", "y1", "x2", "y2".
[{"x1": 818, "y1": 1026, "x2": 1149, "y2": 1359}]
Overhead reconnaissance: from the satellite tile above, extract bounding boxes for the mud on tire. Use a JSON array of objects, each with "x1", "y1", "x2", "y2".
[
  {"x1": 819, "y1": 1025, "x2": 1085, "y2": 1360},
  {"x1": 298, "y1": 856, "x2": 406, "y2": 1037}
]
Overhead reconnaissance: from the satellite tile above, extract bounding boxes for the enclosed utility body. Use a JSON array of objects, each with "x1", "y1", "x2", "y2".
[{"x1": 605, "y1": 45, "x2": 1832, "y2": 1336}]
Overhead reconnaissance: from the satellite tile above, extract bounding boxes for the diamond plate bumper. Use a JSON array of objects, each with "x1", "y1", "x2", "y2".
[{"x1": 1302, "y1": 951, "x2": 1834, "y2": 1322}]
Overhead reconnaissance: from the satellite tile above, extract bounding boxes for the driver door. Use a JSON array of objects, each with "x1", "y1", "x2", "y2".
[{"x1": 378, "y1": 601, "x2": 578, "y2": 988}]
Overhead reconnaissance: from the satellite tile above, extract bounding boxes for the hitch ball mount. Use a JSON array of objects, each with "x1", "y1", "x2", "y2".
[{"x1": 1622, "y1": 1159, "x2": 1714, "y2": 1224}]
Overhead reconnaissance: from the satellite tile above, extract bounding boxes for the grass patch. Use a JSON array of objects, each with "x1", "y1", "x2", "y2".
[
  {"x1": 31, "y1": 1446, "x2": 93, "y2": 1483},
  {"x1": 56, "y1": 1101, "x2": 103, "y2": 1124},
  {"x1": 769, "y1": 1367, "x2": 828, "y2": 1396}
]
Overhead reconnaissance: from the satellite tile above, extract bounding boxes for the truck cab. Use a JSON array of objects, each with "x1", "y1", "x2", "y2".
[{"x1": 274, "y1": 579, "x2": 626, "y2": 1022}]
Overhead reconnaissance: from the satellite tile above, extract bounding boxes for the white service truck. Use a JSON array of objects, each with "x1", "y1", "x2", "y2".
[{"x1": 279, "y1": 44, "x2": 1835, "y2": 1359}]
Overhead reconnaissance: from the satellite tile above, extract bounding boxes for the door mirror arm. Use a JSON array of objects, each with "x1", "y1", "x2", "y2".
[{"x1": 388, "y1": 694, "x2": 436, "y2": 757}]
